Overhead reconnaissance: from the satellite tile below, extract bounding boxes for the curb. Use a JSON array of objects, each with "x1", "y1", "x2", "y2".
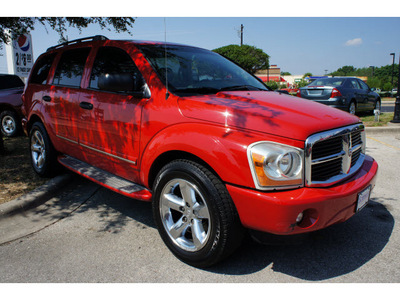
[
  {"x1": 0, "y1": 173, "x2": 73, "y2": 218},
  {"x1": 365, "y1": 125, "x2": 400, "y2": 135}
]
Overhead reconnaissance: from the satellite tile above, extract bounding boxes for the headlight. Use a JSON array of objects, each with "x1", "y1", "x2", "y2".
[{"x1": 247, "y1": 141, "x2": 304, "y2": 190}]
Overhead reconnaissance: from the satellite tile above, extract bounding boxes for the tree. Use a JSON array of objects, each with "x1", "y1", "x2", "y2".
[
  {"x1": 281, "y1": 71, "x2": 291, "y2": 76},
  {"x1": 213, "y1": 44, "x2": 269, "y2": 74},
  {"x1": 303, "y1": 72, "x2": 312, "y2": 78},
  {"x1": 0, "y1": 17, "x2": 136, "y2": 44},
  {"x1": 330, "y1": 65, "x2": 356, "y2": 76}
]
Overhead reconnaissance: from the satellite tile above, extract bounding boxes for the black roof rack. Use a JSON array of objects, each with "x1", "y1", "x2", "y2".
[{"x1": 46, "y1": 35, "x2": 108, "y2": 52}]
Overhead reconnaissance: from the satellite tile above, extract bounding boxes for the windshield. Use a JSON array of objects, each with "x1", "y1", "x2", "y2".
[
  {"x1": 137, "y1": 44, "x2": 268, "y2": 95},
  {"x1": 307, "y1": 78, "x2": 345, "y2": 87}
]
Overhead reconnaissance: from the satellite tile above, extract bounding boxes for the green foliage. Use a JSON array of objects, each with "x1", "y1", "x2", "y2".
[
  {"x1": 265, "y1": 81, "x2": 279, "y2": 90},
  {"x1": 0, "y1": 17, "x2": 136, "y2": 44},
  {"x1": 366, "y1": 77, "x2": 381, "y2": 89},
  {"x1": 330, "y1": 65, "x2": 356, "y2": 76},
  {"x1": 213, "y1": 44, "x2": 269, "y2": 74},
  {"x1": 281, "y1": 71, "x2": 291, "y2": 76},
  {"x1": 383, "y1": 82, "x2": 393, "y2": 91},
  {"x1": 303, "y1": 72, "x2": 312, "y2": 78},
  {"x1": 296, "y1": 79, "x2": 309, "y2": 88}
]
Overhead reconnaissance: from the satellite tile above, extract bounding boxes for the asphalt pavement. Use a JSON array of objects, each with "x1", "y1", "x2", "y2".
[{"x1": 0, "y1": 125, "x2": 400, "y2": 283}]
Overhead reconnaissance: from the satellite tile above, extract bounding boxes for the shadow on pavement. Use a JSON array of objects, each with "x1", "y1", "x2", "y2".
[
  {"x1": 26, "y1": 173, "x2": 393, "y2": 282},
  {"x1": 90, "y1": 186, "x2": 393, "y2": 281},
  {"x1": 207, "y1": 198, "x2": 394, "y2": 281}
]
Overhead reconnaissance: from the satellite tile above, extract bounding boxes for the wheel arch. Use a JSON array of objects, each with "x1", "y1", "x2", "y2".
[
  {"x1": 139, "y1": 123, "x2": 256, "y2": 191},
  {"x1": 147, "y1": 150, "x2": 220, "y2": 190},
  {"x1": 0, "y1": 103, "x2": 18, "y2": 113},
  {"x1": 27, "y1": 114, "x2": 44, "y2": 134}
]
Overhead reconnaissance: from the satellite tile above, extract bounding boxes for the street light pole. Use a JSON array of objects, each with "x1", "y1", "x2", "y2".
[
  {"x1": 240, "y1": 24, "x2": 244, "y2": 46},
  {"x1": 390, "y1": 53, "x2": 395, "y2": 86},
  {"x1": 391, "y1": 53, "x2": 400, "y2": 123}
]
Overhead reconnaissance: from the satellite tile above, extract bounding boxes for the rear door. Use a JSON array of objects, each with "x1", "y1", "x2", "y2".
[
  {"x1": 358, "y1": 79, "x2": 375, "y2": 110},
  {"x1": 77, "y1": 46, "x2": 146, "y2": 180},
  {"x1": 348, "y1": 78, "x2": 365, "y2": 110},
  {"x1": 43, "y1": 47, "x2": 91, "y2": 156}
]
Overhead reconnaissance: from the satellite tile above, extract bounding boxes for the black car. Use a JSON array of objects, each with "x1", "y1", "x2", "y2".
[
  {"x1": 297, "y1": 77, "x2": 381, "y2": 115},
  {"x1": 0, "y1": 74, "x2": 25, "y2": 137}
]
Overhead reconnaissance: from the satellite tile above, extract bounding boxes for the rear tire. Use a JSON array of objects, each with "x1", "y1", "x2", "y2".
[
  {"x1": 152, "y1": 159, "x2": 244, "y2": 267},
  {"x1": 348, "y1": 101, "x2": 356, "y2": 115},
  {"x1": 29, "y1": 122, "x2": 58, "y2": 177}
]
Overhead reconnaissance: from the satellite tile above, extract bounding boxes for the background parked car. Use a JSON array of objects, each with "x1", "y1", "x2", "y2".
[
  {"x1": 297, "y1": 77, "x2": 381, "y2": 115},
  {"x1": 0, "y1": 74, "x2": 25, "y2": 137}
]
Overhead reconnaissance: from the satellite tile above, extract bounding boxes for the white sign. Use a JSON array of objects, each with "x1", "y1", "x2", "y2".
[{"x1": 11, "y1": 33, "x2": 34, "y2": 77}]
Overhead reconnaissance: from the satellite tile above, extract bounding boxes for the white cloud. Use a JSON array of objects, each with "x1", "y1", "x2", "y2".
[{"x1": 345, "y1": 38, "x2": 363, "y2": 46}]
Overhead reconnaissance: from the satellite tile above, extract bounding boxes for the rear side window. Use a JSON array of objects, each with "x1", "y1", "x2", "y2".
[
  {"x1": 29, "y1": 54, "x2": 56, "y2": 85},
  {"x1": 348, "y1": 79, "x2": 360, "y2": 89},
  {"x1": 53, "y1": 48, "x2": 91, "y2": 87},
  {"x1": 358, "y1": 80, "x2": 370, "y2": 91},
  {"x1": 0, "y1": 75, "x2": 24, "y2": 90},
  {"x1": 89, "y1": 47, "x2": 143, "y2": 91}
]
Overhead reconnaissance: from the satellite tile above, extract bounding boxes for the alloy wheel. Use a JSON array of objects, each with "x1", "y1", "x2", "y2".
[
  {"x1": 159, "y1": 178, "x2": 211, "y2": 252},
  {"x1": 31, "y1": 130, "x2": 46, "y2": 170}
]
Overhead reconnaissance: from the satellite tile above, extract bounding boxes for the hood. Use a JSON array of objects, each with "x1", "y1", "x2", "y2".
[{"x1": 178, "y1": 91, "x2": 360, "y2": 141}]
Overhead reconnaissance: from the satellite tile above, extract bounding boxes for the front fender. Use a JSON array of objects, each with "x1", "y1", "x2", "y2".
[{"x1": 139, "y1": 123, "x2": 261, "y2": 189}]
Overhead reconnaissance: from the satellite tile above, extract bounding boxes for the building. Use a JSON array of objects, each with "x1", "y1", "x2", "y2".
[{"x1": 255, "y1": 65, "x2": 287, "y2": 84}]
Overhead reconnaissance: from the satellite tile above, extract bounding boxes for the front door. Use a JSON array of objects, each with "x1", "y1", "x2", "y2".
[{"x1": 78, "y1": 46, "x2": 146, "y2": 181}]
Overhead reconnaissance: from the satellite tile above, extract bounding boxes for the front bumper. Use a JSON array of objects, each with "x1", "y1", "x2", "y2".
[{"x1": 227, "y1": 155, "x2": 378, "y2": 235}]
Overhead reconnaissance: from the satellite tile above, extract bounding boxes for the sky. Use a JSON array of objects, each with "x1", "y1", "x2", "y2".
[{"x1": 7, "y1": 1, "x2": 400, "y2": 76}]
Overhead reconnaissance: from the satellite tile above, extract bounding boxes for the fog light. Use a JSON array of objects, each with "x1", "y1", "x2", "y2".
[{"x1": 296, "y1": 212, "x2": 304, "y2": 223}]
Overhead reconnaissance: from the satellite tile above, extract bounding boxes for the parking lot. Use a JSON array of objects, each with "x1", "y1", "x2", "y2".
[{"x1": 0, "y1": 131, "x2": 399, "y2": 283}]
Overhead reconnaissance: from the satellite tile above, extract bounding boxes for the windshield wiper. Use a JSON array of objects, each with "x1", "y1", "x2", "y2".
[{"x1": 219, "y1": 85, "x2": 268, "y2": 92}]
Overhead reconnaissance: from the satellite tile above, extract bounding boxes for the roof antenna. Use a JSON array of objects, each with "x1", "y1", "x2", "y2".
[{"x1": 164, "y1": 18, "x2": 170, "y2": 100}]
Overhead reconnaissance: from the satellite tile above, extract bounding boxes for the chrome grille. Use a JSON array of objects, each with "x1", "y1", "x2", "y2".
[{"x1": 305, "y1": 124, "x2": 365, "y2": 187}]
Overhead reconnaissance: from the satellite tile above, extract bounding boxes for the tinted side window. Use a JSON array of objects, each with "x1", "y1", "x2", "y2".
[
  {"x1": 0, "y1": 75, "x2": 24, "y2": 90},
  {"x1": 89, "y1": 47, "x2": 143, "y2": 91},
  {"x1": 349, "y1": 79, "x2": 360, "y2": 89},
  {"x1": 29, "y1": 54, "x2": 56, "y2": 85},
  {"x1": 53, "y1": 48, "x2": 91, "y2": 87},
  {"x1": 358, "y1": 80, "x2": 369, "y2": 91}
]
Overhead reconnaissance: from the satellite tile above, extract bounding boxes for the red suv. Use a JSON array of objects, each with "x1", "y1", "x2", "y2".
[{"x1": 22, "y1": 36, "x2": 378, "y2": 267}]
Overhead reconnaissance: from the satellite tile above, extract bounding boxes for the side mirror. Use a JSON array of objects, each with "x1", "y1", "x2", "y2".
[{"x1": 98, "y1": 73, "x2": 146, "y2": 97}]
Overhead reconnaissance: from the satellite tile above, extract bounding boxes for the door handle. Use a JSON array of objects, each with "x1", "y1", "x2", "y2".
[
  {"x1": 79, "y1": 102, "x2": 93, "y2": 110},
  {"x1": 42, "y1": 95, "x2": 52, "y2": 102}
]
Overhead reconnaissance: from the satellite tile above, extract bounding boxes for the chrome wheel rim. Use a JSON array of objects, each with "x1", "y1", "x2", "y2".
[
  {"x1": 349, "y1": 103, "x2": 356, "y2": 115},
  {"x1": 375, "y1": 101, "x2": 381, "y2": 111},
  {"x1": 31, "y1": 130, "x2": 46, "y2": 170},
  {"x1": 2, "y1": 116, "x2": 16, "y2": 135},
  {"x1": 160, "y1": 179, "x2": 211, "y2": 252}
]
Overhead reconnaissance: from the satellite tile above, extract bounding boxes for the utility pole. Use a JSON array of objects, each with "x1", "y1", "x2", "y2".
[
  {"x1": 240, "y1": 24, "x2": 243, "y2": 46},
  {"x1": 390, "y1": 53, "x2": 395, "y2": 86},
  {"x1": 391, "y1": 53, "x2": 400, "y2": 123}
]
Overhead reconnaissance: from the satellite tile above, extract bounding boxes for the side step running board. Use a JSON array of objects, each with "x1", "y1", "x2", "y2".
[{"x1": 58, "y1": 155, "x2": 152, "y2": 201}]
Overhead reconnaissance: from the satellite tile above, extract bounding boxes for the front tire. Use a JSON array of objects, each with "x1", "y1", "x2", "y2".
[{"x1": 152, "y1": 160, "x2": 244, "y2": 267}]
